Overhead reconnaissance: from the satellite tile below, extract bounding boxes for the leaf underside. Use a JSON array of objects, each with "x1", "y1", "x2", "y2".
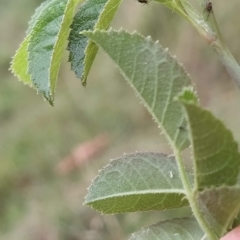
[
  {"x1": 68, "y1": 0, "x2": 123, "y2": 84},
  {"x1": 129, "y1": 217, "x2": 204, "y2": 240},
  {"x1": 10, "y1": 0, "x2": 54, "y2": 86},
  {"x1": 27, "y1": 0, "x2": 53, "y2": 34},
  {"x1": 28, "y1": 0, "x2": 78, "y2": 104},
  {"x1": 12, "y1": 0, "x2": 81, "y2": 105},
  {"x1": 83, "y1": 29, "x2": 194, "y2": 151},
  {"x1": 67, "y1": 0, "x2": 108, "y2": 79},
  {"x1": 196, "y1": 186, "x2": 240, "y2": 238},
  {"x1": 179, "y1": 89, "x2": 240, "y2": 189},
  {"x1": 81, "y1": 0, "x2": 123, "y2": 84},
  {"x1": 84, "y1": 152, "x2": 189, "y2": 214}
]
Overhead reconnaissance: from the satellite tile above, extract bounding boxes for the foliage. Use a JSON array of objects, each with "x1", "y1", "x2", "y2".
[{"x1": 10, "y1": 0, "x2": 240, "y2": 239}]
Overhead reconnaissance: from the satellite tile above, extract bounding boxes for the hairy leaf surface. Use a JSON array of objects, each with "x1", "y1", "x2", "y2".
[
  {"x1": 83, "y1": 30, "x2": 194, "y2": 150},
  {"x1": 27, "y1": 0, "x2": 53, "y2": 34},
  {"x1": 129, "y1": 217, "x2": 204, "y2": 240},
  {"x1": 179, "y1": 89, "x2": 240, "y2": 189},
  {"x1": 10, "y1": 0, "x2": 53, "y2": 86},
  {"x1": 84, "y1": 152, "x2": 189, "y2": 214},
  {"x1": 197, "y1": 186, "x2": 240, "y2": 237},
  {"x1": 67, "y1": 0, "x2": 108, "y2": 79},
  {"x1": 28, "y1": 0, "x2": 80, "y2": 104},
  {"x1": 68, "y1": 0, "x2": 122, "y2": 84},
  {"x1": 81, "y1": 0, "x2": 123, "y2": 84}
]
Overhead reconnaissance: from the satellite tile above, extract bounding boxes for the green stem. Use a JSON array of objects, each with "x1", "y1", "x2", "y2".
[
  {"x1": 183, "y1": 0, "x2": 240, "y2": 89},
  {"x1": 208, "y1": 13, "x2": 240, "y2": 88},
  {"x1": 212, "y1": 42, "x2": 240, "y2": 89},
  {"x1": 174, "y1": 149, "x2": 218, "y2": 240},
  {"x1": 202, "y1": 6, "x2": 240, "y2": 89}
]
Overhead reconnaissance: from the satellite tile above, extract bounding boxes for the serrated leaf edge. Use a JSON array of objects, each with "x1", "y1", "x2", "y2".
[
  {"x1": 82, "y1": 29, "x2": 195, "y2": 151},
  {"x1": 83, "y1": 151, "x2": 187, "y2": 206}
]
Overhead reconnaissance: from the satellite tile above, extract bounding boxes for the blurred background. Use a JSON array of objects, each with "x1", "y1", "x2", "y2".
[{"x1": 1, "y1": 0, "x2": 240, "y2": 239}]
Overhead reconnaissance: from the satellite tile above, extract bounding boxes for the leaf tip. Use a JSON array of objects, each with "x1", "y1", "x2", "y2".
[
  {"x1": 81, "y1": 80, "x2": 87, "y2": 87},
  {"x1": 176, "y1": 86, "x2": 198, "y2": 104}
]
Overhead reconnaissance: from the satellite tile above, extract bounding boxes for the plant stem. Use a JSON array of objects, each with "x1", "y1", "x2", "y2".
[
  {"x1": 200, "y1": 35, "x2": 240, "y2": 90},
  {"x1": 174, "y1": 149, "x2": 218, "y2": 240},
  {"x1": 212, "y1": 42, "x2": 240, "y2": 89},
  {"x1": 183, "y1": 0, "x2": 240, "y2": 89},
  {"x1": 202, "y1": 6, "x2": 240, "y2": 89}
]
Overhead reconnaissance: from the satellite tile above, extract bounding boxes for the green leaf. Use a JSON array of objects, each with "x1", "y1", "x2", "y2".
[
  {"x1": 28, "y1": 0, "x2": 80, "y2": 104},
  {"x1": 82, "y1": 0, "x2": 123, "y2": 84},
  {"x1": 10, "y1": 0, "x2": 53, "y2": 86},
  {"x1": 196, "y1": 186, "x2": 240, "y2": 237},
  {"x1": 129, "y1": 217, "x2": 204, "y2": 240},
  {"x1": 67, "y1": 0, "x2": 108, "y2": 79},
  {"x1": 68, "y1": 0, "x2": 122, "y2": 84},
  {"x1": 177, "y1": 86, "x2": 198, "y2": 104},
  {"x1": 179, "y1": 88, "x2": 240, "y2": 189},
  {"x1": 83, "y1": 29, "x2": 194, "y2": 151},
  {"x1": 10, "y1": 36, "x2": 32, "y2": 86},
  {"x1": 27, "y1": 0, "x2": 53, "y2": 34},
  {"x1": 84, "y1": 152, "x2": 189, "y2": 214}
]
